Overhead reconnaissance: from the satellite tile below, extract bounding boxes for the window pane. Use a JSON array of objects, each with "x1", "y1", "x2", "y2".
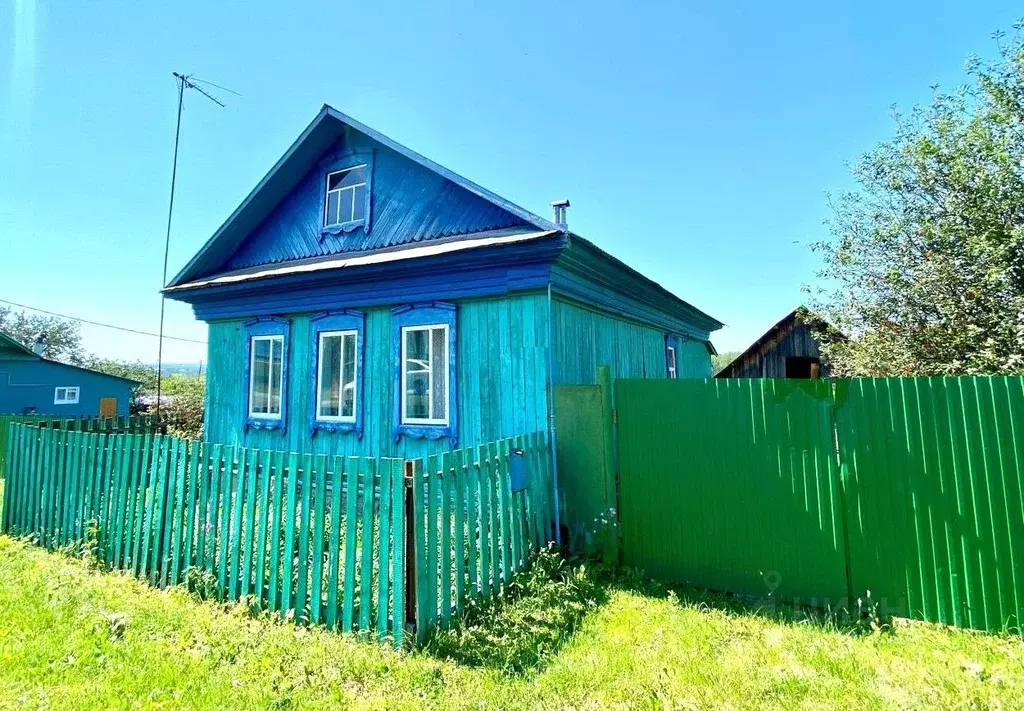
[
  {"x1": 269, "y1": 338, "x2": 283, "y2": 415},
  {"x1": 405, "y1": 329, "x2": 431, "y2": 420},
  {"x1": 341, "y1": 333, "x2": 357, "y2": 418},
  {"x1": 406, "y1": 372, "x2": 430, "y2": 420},
  {"x1": 352, "y1": 183, "x2": 367, "y2": 222},
  {"x1": 251, "y1": 339, "x2": 271, "y2": 414},
  {"x1": 325, "y1": 190, "x2": 341, "y2": 225},
  {"x1": 431, "y1": 327, "x2": 447, "y2": 420},
  {"x1": 334, "y1": 165, "x2": 365, "y2": 189},
  {"x1": 318, "y1": 335, "x2": 341, "y2": 418}
]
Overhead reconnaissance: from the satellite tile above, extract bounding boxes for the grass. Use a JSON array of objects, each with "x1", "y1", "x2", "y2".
[{"x1": 1, "y1": 534, "x2": 1022, "y2": 710}]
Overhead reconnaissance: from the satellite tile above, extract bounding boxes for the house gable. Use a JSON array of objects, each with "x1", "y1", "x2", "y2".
[
  {"x1": 223, "y1": 132, "x2": 534, "y2": 272},
  {"x1": 169, "y1": 106, "x2": 555, "y2": 286}
]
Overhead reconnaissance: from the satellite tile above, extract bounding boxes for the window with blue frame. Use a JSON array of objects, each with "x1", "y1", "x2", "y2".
[
  {"x1": 402, "y1": 324, "x2": 449, "y2": 424},
  {"x1": 324, "y1": 165, "x2": 367, "y2": 227},
  {"x1": 392, "y1": 303, "x2": 457, "y2": 444},
  {"x1": 320, "y1": 151, "x2": 372, "y2": 237},
  {"x1": 310, "y1": 310, "x2": 364, "y2": 436},
  {"x1": 245, "y1": 318, "x2": 290, "y2": 430}
]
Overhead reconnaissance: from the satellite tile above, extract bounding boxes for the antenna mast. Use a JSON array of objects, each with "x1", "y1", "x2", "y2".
[{"x1": 156, "y1": 73, "x2": 234, "y2": 418}]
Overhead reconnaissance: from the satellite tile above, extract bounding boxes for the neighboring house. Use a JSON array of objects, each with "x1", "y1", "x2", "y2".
[
  {"x1": 165, "y1": 106, "x2": 722, "y2": 458},
  {"x1": 0, "y1": 331, "x2": 137, "y2": 417},
  {"x1": 715, "y1": 308, "x2": 842, "y2": 379}
]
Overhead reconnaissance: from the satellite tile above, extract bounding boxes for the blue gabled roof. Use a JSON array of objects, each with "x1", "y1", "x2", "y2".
[
  {"x1": 166, "y1": 105, "x2": 723, "y2": 334},
  {"x1": 167, "y1": 105, "x2": 557, "y2": 288}
]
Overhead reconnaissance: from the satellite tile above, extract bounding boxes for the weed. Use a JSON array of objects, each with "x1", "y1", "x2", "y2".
[{"x1": 422, "y1": 544, "x2": 609, "y2": 673}]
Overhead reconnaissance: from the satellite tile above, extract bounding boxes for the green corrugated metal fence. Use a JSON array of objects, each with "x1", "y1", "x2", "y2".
[
  {"x1": 615, "y1": 376, "x2": 1024, "y2": 633},
  {"x1": 617, "y1": 379, "x2": 849, "y2": 604},
  {"x1": 0, "y1": 423, "x2": 556, "y2": 645},
  {"x1": 836, "y1": 377, "x2": 1024, "y2": 631}
]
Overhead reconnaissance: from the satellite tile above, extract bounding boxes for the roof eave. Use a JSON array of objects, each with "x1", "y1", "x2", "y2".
[{"x1": 566, "y1": 233, "x2": 724, "y2": 333}]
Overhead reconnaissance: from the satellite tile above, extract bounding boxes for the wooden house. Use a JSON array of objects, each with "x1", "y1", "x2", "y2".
[
  {"x1": 165, "y1": 106, "x2": 722, "y2": 457},
  {"x1": 715, "y1": 308, "x2": 840, "y2": 379},
  {"x1": 0, "y1": 330, "x2": 136, "y2": 416}
]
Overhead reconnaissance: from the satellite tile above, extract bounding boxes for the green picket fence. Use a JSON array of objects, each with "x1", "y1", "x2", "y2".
[
  {"x1": 0, "y1": 414, "x2": 163, "y2": 477},
  {"x1": 409, "y1": 432, "x2": 555, "y2": 638},
  {"x1": 0, "y1": 424, "x2": 556, "y2": 645}
]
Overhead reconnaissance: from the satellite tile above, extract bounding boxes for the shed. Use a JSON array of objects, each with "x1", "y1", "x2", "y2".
[
  {"x1": 0, "y1": 330, "x2": 138, "y2": 416},
  {"x1": 715, "y1": 308, "x2": 843, "y2": 379}
]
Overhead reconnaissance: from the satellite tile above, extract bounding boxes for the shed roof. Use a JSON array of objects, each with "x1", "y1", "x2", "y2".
[{"x1": 714, "y1": 308, "x2": 844, "y2": 377}]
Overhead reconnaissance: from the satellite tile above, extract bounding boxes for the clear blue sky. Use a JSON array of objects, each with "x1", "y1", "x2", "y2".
[{"x1": 1, "y1": 1, "x2": 1019, "y2": 364}]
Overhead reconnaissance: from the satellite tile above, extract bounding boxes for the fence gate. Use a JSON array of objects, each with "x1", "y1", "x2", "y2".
[
  {"x1": 554, "y1": 367, "x2": 617, "y2": 556},
  {"x1": 615, "y1": 378, "x2": 850, "y2": 606}
]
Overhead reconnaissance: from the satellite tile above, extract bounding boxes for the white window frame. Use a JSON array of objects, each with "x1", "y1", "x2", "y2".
[
  {"x1": 667, "y1": 346, "x2": 678, "y2": 379},
  {"x1": 400, "y1": 323, "x2": 450, "y2": 426},
  {"x1": 323, "y1": 164, "x2": 368, "y2": 227},
  {"x1": 54, "y1": 386, "x2": 80, "y2": 405},
  {"x1": 315, "y1": 329, "x2": 358, "y2": 423},
  {"x1": 248, "y1": 334, "x2": 285, "y2": 419}
]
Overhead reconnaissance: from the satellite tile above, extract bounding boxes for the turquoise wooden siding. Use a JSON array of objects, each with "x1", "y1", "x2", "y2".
[
  {"x1": 551, "y1": 297, "x2": 711, "y2": 384},
  {"x1": 204, "y1": 293, "x2": 549, "y2": 458},
  {"x1": 677, "y1": 338, "x2": 714, "y2": 378}
]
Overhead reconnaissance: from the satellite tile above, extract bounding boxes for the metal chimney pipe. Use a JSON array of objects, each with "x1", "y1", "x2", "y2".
[{"x1": 551, "y1": 199, "x2": 570, "y2": 229}]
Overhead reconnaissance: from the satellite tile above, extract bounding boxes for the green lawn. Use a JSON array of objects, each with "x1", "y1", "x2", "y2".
[{"x1": 1, "y1": 536, "x2": 1021, "y2": 709}]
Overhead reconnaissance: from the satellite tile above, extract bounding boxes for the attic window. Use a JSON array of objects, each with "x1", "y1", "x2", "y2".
[{"x1": 324, "y1": 165, "x2": 367, "y2": 228}]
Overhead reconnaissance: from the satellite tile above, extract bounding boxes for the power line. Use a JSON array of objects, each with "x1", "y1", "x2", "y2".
[{"x1": 0, "y1": 298, "x2": 207, "y2": 344}]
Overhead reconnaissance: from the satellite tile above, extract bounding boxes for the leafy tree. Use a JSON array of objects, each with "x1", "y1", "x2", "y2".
[
  {"x1": 164, "y1": 375, "x2": 205, "y2": 440},
  {"x1": 0, "y1": 306, "x2": 85, "y2": 364},
  {"x1": 811, "y1": 26, "x2": 1024, "y2": 376},
  {"x1": 83, "y1": 358, "x2": 159, "y2": 408},
  {"x1": 711, "y1": 351, "x2": 741, "y2": 374}
]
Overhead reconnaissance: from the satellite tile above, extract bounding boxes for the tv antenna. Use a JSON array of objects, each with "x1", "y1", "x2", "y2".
[{"x1": 155, "y1": 73, "x2": 238, "y2": 418}]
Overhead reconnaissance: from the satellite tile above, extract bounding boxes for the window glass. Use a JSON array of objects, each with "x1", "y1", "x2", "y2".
[
  {"x1": 324, "y1": 165, "x2": 368, "y2": 226},
  {"x1": 325, "y1": 191, "x2": 341, "y2": 228},
  {"x1": 341, "y1": 332, "x2": 357, "y2": 417},
  {"x1": 55, "y1": 386, "x2": 79, "y2": 404},
  {"x1": 352, "y1": 183, "x2": 367, "y2": 221},
  {"x1": 431, "y1": 327, "x2": 447, "y2": 418},
  {"x1": 404, "y1": 328, "x2": 431, "y2": 421},
  {"x1": 250, "y1": 336, "x2": 283, "y2": 417},
  {"x1": 251, "y1": 338, "x2": 271, "y2": 414},
  {"x1": 402, "y1": 325, "x2": 448, "y2": 423},
  {"x1": 318, "y1": 334, "x2": 341, "y2": 417},
  {"x1": 316, "y1": 331, "x2": 357, "y2": 421},
  {"x1": 667, "y1": 346, "x2": 677, "y2": 379}
]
